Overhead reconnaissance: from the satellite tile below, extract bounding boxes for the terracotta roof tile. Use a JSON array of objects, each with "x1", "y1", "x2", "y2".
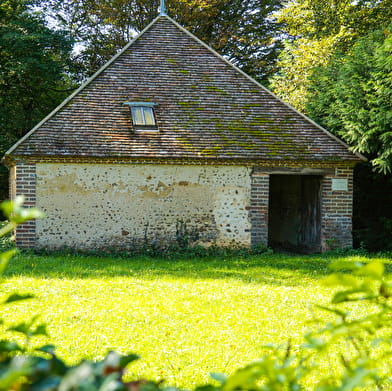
[{"x1": 7, "y1": 16, "x2": 362, "y2": 163}]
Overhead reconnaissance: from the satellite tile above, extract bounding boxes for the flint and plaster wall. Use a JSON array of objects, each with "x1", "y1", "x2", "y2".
[
  {"x1": 12, "y1": 161, "x2": 354, "y2": 252},
  {"x1": 34, "y1": 163, "x2": 252, "y2": 249}
]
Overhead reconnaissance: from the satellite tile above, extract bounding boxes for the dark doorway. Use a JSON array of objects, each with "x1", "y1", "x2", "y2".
[{"x1": 268, "y1": 175, "x2": 322, "y2": 253}]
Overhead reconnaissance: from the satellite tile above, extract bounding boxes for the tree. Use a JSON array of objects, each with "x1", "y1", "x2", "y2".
[
  {"x1": 269, "y1": 34, "x2": 342, "y2": 112},
  {"x1": 277, "y1": 0, "x2": 392, "y2": 40},
  {"x1": 270, "y1": 0, "x2": 392, "y2": 110},
  {"x1": 0, "y1": 0, "x2": 75, "y2": 202},
  {"x1": 39, "y1": 0, "x2": 283, "y2": 83},
  {"x1": 306, "y1": 26, "x2": 392, "y2": 174}
]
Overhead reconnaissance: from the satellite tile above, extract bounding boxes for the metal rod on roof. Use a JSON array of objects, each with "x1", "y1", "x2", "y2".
[{"x1": 159, "y1": 0, "x2": 166, "y2": 15}]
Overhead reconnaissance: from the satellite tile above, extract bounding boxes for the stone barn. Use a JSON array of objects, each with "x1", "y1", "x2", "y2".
[{"x1": 2, "y1": 13, "x2": 364, "y2": 253}]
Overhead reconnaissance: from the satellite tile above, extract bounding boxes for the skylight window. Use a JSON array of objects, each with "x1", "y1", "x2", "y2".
[
  {"x1": 124, "y1": 102, "x2": 158, "y2": 131},
  {"x1": 132, "y1": 106, "x2": 155, "y2": 126}
]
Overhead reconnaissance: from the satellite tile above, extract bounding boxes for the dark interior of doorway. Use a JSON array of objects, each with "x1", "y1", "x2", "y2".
[{"x1": 268, "y1": 175, "x2": 322, "y2": 254}]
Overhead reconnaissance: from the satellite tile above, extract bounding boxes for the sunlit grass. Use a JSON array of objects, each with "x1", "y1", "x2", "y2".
[{"x1": 1, "y1": 251, "x2": 391, "y2": 388}]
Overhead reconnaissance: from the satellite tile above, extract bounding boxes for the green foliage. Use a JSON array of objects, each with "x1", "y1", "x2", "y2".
[
  {"x1": 271, "y1": 0, "x2": 392, "y2": 111},
  {"x1": 207, "y1": 347, "x2": 306, "y2": 391},
  {"x1": 197, "y1": 258, "x2": 392, "y2": 390},
  {"x1": 269, "y1": 34, "x2": 343, "y2": 112},
  {"x1": 0, "y1": 198, "x2": 44, "y2": 258},
  {"x1": 303, "y1": 259, "x2": 392, "y2": 389},
  {"x1": 32, "y1": 241, "x2": 271, "y2": 259},
  {"x1": 174, "y1": 219, "x2": 200, "y2": 249},
  {"x1": 0, "y1": 221, "x2": 13, "y2": 251},
  {"x1": 39, "y1": 0, "x2": 283, "y2": 83},
  {"x1": 307, "y1": 25, "x2": 392, "y2": 173},
  {"x1": 278, "y1": 0, "x2": 392, "y2": 40},
  {"x1": 0, "y1": 0, "x2": 77, "y2": 202}
]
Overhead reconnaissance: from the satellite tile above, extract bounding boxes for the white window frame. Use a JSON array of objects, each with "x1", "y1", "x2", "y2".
[
  {"x1": 131, "y1": 106, "x2": 156, "y2": 126},
  {"x1": 124, "y1": 101, "x2": 158, "y2": 132}
]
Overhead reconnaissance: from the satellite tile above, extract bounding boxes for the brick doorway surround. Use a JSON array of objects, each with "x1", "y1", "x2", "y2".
[{"x1": 249, "y1": 167, "x2": 354, "y2": 252}]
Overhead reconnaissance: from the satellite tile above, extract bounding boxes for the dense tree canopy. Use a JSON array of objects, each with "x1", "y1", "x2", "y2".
[
  {"x1": 307, "y1": 26, "x2": 392, "y2": 174},
  {"x1": 269, "y1": 34, "x2": 341, "y2": 112},
  {"x1": 271, "y1": 0, "x2": 392, "y2": 110},
  {"x1": 278, "y1": 0, "x2": 392, "y2": 39},
  {"x1": 39, "y1": 0, "x2": 283, "y2": 83},
  {"x1": 0, "y1": 0, "x2": 75, "y2": 201},
  {"x1": 271, "y1": 0, "x2": 392, "y2": 173}
]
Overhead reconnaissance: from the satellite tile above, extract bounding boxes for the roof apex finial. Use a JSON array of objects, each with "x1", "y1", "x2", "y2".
[{"x1": 159, "y1": 0, "x2": 167, "y2": 15}]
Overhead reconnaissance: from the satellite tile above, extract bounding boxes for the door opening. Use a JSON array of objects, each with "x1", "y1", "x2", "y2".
[{"x1": 268, "y1": 175, "x2": 321, "y2": 253}]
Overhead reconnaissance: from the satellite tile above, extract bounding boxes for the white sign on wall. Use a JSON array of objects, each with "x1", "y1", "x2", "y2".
[{"x1": 332, "y1": 178, "x2": 348, "y2": 191}]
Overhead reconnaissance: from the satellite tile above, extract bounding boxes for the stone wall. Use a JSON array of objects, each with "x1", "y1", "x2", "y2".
[
  {"x1": 11, "y1": 161, "x2": 355, "y2": 252},
  {"x1": 34, "y1": 163, "x2": 252, "y2": 250}
]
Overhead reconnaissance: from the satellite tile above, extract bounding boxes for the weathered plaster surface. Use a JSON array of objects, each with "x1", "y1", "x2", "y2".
[{"x1": 35, "y1": 163, "x2": 251, "y2": 249}]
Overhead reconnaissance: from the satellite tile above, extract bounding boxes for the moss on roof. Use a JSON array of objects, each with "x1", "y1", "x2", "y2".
[{"x1": 6, "y1": 16, "x2": 362, "y2": 163}]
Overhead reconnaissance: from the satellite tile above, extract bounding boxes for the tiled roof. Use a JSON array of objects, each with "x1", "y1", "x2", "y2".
[{"x1": 6, "y1": 16, "x2": 362, "y2": 163}]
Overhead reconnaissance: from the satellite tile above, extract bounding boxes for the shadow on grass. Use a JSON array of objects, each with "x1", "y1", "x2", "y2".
[{"x1": 5, "y1": 251, "x2": 390, "y2": 286}]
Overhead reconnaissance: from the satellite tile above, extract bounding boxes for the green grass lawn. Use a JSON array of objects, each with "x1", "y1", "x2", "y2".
[{"x1": 1, "y1": 251, "x2": 391, "y2": 388}]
